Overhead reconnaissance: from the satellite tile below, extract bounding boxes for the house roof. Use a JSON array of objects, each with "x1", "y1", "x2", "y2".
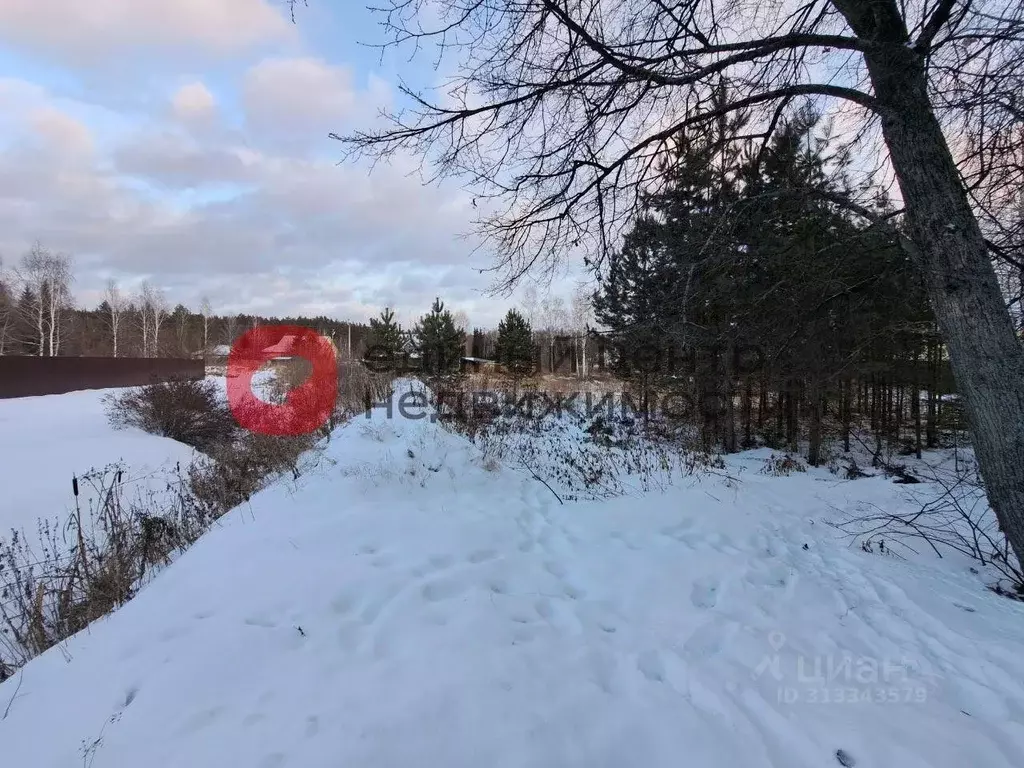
[{"x1": 263, "y1": 335, "x2": 299, "y2": 357}]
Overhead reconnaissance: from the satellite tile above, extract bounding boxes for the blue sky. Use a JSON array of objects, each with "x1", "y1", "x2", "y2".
[{"x1": 0, "y1": 0, "x2": 575, "y2": 329}]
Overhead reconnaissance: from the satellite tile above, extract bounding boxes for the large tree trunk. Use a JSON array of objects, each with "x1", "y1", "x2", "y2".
[{"x1": 847, "y1": 23, "x2": 1024, "y2": 564}]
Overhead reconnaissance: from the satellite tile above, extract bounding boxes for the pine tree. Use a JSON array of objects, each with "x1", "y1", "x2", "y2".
[
  {"x1": 594, "y1": 103, "x2": 934, "y2": 454},
  {"x1": 494, "y1": 308, "x2": 535, "y2": 378},
  {"x1": 414, "y1": 298, "x2": 465, "y2": 375},
  {"x1": 367, "y1": 307, "x2": 405, "y2": 371}
]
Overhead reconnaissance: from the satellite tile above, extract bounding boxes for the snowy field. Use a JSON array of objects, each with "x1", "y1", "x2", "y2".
[
  {"x1": 1, "y1": 383, "x2": 1023, "y2": 767},
  {"x1": 0, "y1": 373, "x2": 279, "y2": 542},
  {"x1": 0, "y1": 387, "x2": 198, "y2": 540}
]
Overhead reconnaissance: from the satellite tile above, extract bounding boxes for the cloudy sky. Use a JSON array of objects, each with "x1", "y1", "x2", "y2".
[{"x1": 0, "y1": 0, "x2": 570, "y2": 328}]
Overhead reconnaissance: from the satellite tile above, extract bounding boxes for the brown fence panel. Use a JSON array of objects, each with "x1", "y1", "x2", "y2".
[{"x1": 0, "y1": 356, "x2": 206, "y2": 399}]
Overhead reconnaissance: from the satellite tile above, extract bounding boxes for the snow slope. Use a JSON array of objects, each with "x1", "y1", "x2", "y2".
[
  {"x1": 2, "y1": 384, "x2": 1023, "y2": 767},
  {"x1": 0, "y1": 388, "x2": 197, "y2": 539}
]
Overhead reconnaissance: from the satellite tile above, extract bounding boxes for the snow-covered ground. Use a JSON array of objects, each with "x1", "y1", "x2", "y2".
[
  {"x1": 0, "y1": 388, "x2": 198, "y2": 540},
  {"x1": 1, "y1": 383, "x2": 1023, "y2": 767},
  {"x1": 0, "y1": 372, "x2": 282, "y2": 542}
]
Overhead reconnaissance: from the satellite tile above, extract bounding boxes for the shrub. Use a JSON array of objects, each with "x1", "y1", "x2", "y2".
[
  {"x1": 760, "y1": 453, "x2": 807, "y2": 476},
  {"x1": 105, "y1": 377, "x2": 236, "y2": 451},
  {"x1": 337, "y1": 360, "x2": 393, "y2": 418},
  {"x1": 188, "y1": 431, "x2": 316, "y2": 512}
]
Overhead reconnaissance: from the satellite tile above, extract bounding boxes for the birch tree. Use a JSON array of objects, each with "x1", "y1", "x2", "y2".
[
  {"x1": 199, "y1": 296, "x2": 212, "y2": 351},
  {"x1": 104, "y1": 279, "x2": 125, "y2": 357},
  {"x1": 18, "y1": 244, "x2": 71, "y2": 356},
  {"x1": 0, "y1": 258, "x2": 11, "y2": 356},
  {"x1": 570, "y1": 284, "x2": 594, "y2": 379},
  {"x1": 151, "y1": 286, "x2": 168, "y2": 357},
  {"x1": 137, "y1": 282, "x2": 167, "y2": 357}
]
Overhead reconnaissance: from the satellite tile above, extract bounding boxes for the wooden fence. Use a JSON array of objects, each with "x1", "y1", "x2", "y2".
[{"x1": 0, "y1": 356, "x2": 205, "y2": 399}]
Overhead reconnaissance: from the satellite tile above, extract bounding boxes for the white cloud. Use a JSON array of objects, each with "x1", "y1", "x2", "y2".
[
  {"x1": 242, "y1": 57, "x2": 363, "y2": 145},
  {"x1": 0, "y1": 0, "x2": 292, "y2": 61},
  {"x1": 0, "y1": 76, "x2": 514, "y2": 324},
  {"x1": 27, "y1": 107, "x2": 95, "y2": 158},
  {"x1": 172, "y1": 82, "x2": 217, "y2": 124}
]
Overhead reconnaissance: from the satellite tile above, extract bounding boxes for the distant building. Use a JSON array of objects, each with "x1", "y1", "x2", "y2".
[{"x1": 262, "y1": 335, "x2": 300, "y2": 360}]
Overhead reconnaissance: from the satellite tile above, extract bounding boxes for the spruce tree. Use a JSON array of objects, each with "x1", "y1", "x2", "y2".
[
  {"x1": 367, "y1": 307, "x2": 405, "y2": 371},
  {"x1": 494, "y1": 308, "x2": 535, "y2": 378},
  {"x1": 594, "y1": 103, "x2": 934, "y2": 454},
  {"x1": 414, "y1": 298, "x2": 465, "y2": 375}
]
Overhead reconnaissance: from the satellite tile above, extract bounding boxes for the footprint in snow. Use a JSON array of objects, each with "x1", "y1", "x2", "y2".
[
  {"x1": 329, "y1": 592, "x2": 357, "y2": 616},
  {"x1": 258, "y1": 753, "x2": 286, "y2": 768},
  {"x1": 637, "y1": 650, "x2": 666, "y2": 682},
  {"x1": 304, "y1": 716, "x2": 320, "y2": 738},
  {"x1": 177, "y1": 706, "x2": 224, "y2": 735},
  {"x1": 123, "y1": 686, "x2": 139, "y2": 707},
  {"x1": 421, "y1": 577, "x2": 468, "y2": 603},
  {"x1": 534, "y1": 598, "x2": 555, "y2": 621},
  {"x1": 468, "y1": 548, "x2": 499, "y2": 564},
  {"x1": 682, "y1": 619, "x2": 736, "y2": 660},
  {"x1": 690, "y1": 577, "x2": 721, "y2": 609},
  {"x1": 428, "y1": 554, "x2": 456, "y2": 571},
  {"x1": 563, "y1": 584, "x2": 585, "y2": 601},
  {"x1": 660, "y1": 521, "x2": 696, "y2": 542},
  {"x1": 543, "y1": 559, "x2": 568, "y2": 579},
  {"x1": 242, "y1": 712, "x2": 266, "y2": 728}
]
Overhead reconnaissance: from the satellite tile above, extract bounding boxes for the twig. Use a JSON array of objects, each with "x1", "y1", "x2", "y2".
[
  {"x1": 2, "y1": 668, "x2": 25, "y2": 720},
  {"x1": 519, "y1": 457, "x2": 564, "y2": 505}
]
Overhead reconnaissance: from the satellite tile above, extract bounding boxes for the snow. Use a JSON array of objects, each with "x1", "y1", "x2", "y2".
[
  {"x1": 0, "y1": 387, "x2": 197, "y2": 540},
  {"x1": 2, "y1": 382, "x2": 1024, "y2": 767}
]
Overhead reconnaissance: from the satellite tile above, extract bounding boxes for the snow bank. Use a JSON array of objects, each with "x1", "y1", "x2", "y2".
[
  {"x1": 0, "y1": 387, "x2": 198, "y2": 539},
  {"x1": 1, "y1": 382, "x2": 1023, "y2": 767}
]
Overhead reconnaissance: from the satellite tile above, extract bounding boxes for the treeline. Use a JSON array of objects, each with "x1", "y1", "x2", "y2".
[
  {"x1": 592, "y1": 102, "x2": 960, "y2": 464},
  {"x1": 0, "y1": 245, "x2": 370, "y2": 358}
]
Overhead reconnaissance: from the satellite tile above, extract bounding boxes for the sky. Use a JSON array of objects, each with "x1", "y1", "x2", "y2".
[{"x1": 0, "y1": 0, "x2": 570, "y2": 328}]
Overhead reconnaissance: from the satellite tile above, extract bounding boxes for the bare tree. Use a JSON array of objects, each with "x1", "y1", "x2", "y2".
[
  {"x1": 17, "y1": 244, "x2": 71, "y2": 356},
  {"x1": 137, "y1": 283, "x2": 152, "y2": 357},
  {"x1": 452, "y1": 309, "x2": 471, "y2": 354},
  {"x1": 537, "y1": 293, "x2": 568, "y2": 372},
  {"x1": 570, "y1": 284, "x2": 593, "y2": 379},
  {"x1": 327, "y1": 0, "x2": 1024, "y2": 564},
  {"x1": 223, "y1": 313, "x2": 241, "y2": 346},
  {"x1": 44, "y1": 257, "x2": 71, "y2": 356},
  {"x1": 199, "y1": 296, "x2": 212, "y2": 351},
  {"x1": 0, "y1": 257, "x2": 12, "y2": 356},
  {"x1": 104, "y1": 279, "x2": 126, "y2": 357},
  {"x1": 519, "y1": 284, "x2": 539, "y2": 327},
  {"x1": 136, "y1": 282, "x2": 167, "y2": 357},
  {"x1": 151, "y1": 287, "x2": 168, "y2": 357}
]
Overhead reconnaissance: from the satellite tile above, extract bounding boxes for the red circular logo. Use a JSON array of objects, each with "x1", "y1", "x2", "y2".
[{"x1": 227, "y1": 325, "x2": 337, "y2": 436}]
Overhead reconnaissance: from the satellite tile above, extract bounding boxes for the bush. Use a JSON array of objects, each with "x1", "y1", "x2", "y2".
[
  {"x1": 337, "y1": 360, "x2": 393, "y2": 418},
  {"x1": 105, "y1": 377, "x2": 236, "y2": 451},
  {"x1": 760, "y1": 453, "x2": 807, "y2": 476},
  {"x1": 188, "y1": 431, "x2": 317, "y2": 513}
]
